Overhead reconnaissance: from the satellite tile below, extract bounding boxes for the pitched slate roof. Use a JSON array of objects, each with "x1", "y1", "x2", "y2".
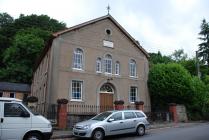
[{"x1": 0, "y1": 82, "x2": 31, "y2": 93}]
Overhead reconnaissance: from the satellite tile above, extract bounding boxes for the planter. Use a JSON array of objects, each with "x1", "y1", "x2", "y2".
[
  {"x1": 57, "y1": 98, "x2": 69, "y2": 104},
  {"x1": 115, "y1": 104, "x2": 124, "y2": 110},
  {"x1": 27, "y1": 96, "x2": 38, "y2": 103},
  {"x1": 135, "y1": 101, "x2": 144, "y2": 111},
  {"x1": 27, "y1": 102, "x2": 37, "y2": 108},
  {"x1": 114, "y1": 100, "x2": 124, "y2": 105},
  {"x1": 114, "y1": 100, "x2": 124, "y2": 110}
]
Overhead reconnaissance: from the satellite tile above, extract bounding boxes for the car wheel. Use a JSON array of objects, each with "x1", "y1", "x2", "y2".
[
  {"x1": 136, "y1": 125, "x2": 145, "y2": 136},
  {"x1": 25, "y1": 132, "x2": 42, "y2": 140},
  {"x1": 92, "y1": 129, "x2": 104, "y2": 140}
]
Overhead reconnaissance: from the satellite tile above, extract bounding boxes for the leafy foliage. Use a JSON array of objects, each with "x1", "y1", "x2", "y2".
[
  {"x1": 149, "y1": 51, "x2": 173, "y2": 66},
  {"x1": 148, "y1": 63, "x2": 193, "y2": 111},
  {"x1": 198, "y1": 19, "x2": 209, "y2": 67},
  {"x1": 189, "y1": 77, "x2": 209, "y2": 120},
  {"x1": 0, "y1": 12, "x2": 66, "y2": 83},
  {"x1": 170, "y1": 49, "x2": 188, "y2": 62},
  {"x1": 0, "y1": 31, "x2": 44, "y2": 83}
]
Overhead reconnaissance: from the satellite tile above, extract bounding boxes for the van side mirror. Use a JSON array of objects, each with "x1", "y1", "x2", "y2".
[
  {"x1": 20, "y1": 112, "x2": 30, "y2": 118},
  {"x1": 108, "y1": 118, "x2": 114, "y2": 122}
]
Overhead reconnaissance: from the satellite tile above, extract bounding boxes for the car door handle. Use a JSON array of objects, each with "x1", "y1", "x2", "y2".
[
  {"x1": 133, "y1": 120, "x2": 137, "y2": 122},
  {"x1": 120, "y1": 121, "x2": 124, "y2": 123},
  {"x1": 1, "y1": 118, "x2": 3, "y2": 123}
]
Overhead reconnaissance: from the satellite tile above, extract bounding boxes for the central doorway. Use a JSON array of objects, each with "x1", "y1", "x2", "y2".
[{"x1": 100, "y1": 83, "x2": 114, "y2": 112}]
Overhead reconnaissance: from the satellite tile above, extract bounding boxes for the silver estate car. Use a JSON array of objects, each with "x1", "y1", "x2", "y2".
[{"x1": 73, "y1": 110, "x2": 149, "y2": 140}]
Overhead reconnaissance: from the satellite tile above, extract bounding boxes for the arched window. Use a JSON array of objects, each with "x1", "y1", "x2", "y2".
[
  {"x1": 73, "y1": 48, "x2": 83, "y2": 69},
  {"x1": 115, "y1": 61, "x2": 120, "y2": 75},
  {"x1": 104, "y1": 54, "x2": 112, "y2": 74},
  {"x1": 100, "y1": 84, "x2": 114, "y2": 93},
  {"x1": 96, "y1": 57, "x2": 102, "y2": 73},
  {"x1": 130, "y1": 59, "x2": 136, "y2": 77}
]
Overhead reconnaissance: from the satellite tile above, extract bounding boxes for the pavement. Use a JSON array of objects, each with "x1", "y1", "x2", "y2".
[{"x1": 51, "y1": 121, "x2": 208, "y2": 139}]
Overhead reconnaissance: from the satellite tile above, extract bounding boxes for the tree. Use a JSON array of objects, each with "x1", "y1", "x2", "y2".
[
  {"x1": 0, "y1": 13, "x2": 13, "y2": 28},
  {"x1": 179, "y1": 59, "x2": 196, "y2": 76},
  {"x1": 0, "y1": 13, "x2": 14, "y2": 66},
  {"x1": 14, "y1": 14, "x2": 66, "y2": 33},
  {"x1": 0, "y1": 13, "x2": 67, "y2": 83},
  {"x1": 198, "y1": 19, "x2": 209, "y2": 67},
  {"x1": 148, "y1": 63, "x2": 193, "y2": 111},
  {"x1": 0, "y1": 30, "x2": 44, "y2": 83},
  {"x1": 149, "y1": 51, "x2": 173, "y2": 66},
  {"x1": 170, "y1": 49, "x2": 187, "y2": 62},
  {"x1": 189, "y1": 77, "x2": 209, "y2": 120}
]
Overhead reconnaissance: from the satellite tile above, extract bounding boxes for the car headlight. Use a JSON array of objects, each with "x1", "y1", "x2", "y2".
[
  {"x1": 82, "y1": 125, "x2": 90, "y2": 130},
  {"x1": 48, "y1": 123, "x2": 52, "y2": 128}
]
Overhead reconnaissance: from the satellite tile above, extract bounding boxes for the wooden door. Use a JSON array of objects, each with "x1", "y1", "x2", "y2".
[{"x1": 100, "y1": 93, "x2": 113, "y2": 112}]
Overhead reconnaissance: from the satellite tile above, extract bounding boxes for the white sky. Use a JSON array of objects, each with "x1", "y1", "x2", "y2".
[{"x1": 1, "y1": 0, "x2": 209, "y2": 57}]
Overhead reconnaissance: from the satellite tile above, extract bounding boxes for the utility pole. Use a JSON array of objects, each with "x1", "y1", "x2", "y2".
[{"x1": 196, "y1": 51, "x2": 201, "y2": 78}]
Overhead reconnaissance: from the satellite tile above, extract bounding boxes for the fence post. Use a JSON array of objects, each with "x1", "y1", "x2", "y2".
[
  {"x1": 135, "y1": 101, "x2": 144, "y2": 111},
  {"x1": 57, "y1": 99, "x2": 68, "y2": 129},
  {"x1": 169, "y1": 103, "x2": 178, "y2": 123}
]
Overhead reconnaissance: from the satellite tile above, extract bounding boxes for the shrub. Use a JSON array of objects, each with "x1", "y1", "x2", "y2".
[
  {"x1": 26, "y1": 96, "x2": 38, "y2": 103},
  {"x1": 114, "y1": 100, "x2": 124, "y2": 105},
  {"x1": 57, "y1": 98, "x2": 68, "y2": 104}
]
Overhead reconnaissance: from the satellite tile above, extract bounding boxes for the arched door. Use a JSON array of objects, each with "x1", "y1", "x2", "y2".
[{"x1": 100, "y1": 84, "x2": 114, "y2": 112}]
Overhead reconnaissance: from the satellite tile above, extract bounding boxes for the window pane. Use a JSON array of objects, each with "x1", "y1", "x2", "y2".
[
  {"x1": 130, "y1": 60, "x2": 136, "y2": 77},
  {"x1": 104, "y1": 55, "x2": 112, "y2": 73},
  {"x1": 135, "y1": 112, "x2": 145, "y2": 118},
  {"x1": 115, "y1": 62, "x2": 120, "y2": 75},
  {"x1": 4, "y1": 103, "x2": 27, "y2": 117},
  {"x1": 124, "y1": 112, "x2": 136, "y2": 119},
  {"x1": 10, "y1": 93, "x2": 15, "y2": 98},
  {"x1": 130, "y1": 87, "x2": 137, "y2": 102},
  {"x1": 72, "y1": 81, "x2": 82, "y2": 100},
  {"x1": 73, "y1": 49, "x2": 83, "y2": 69},
  {"x1": 96, "y1": 58, "x2": 102, "y2": 72},
  {"x1": 110, "y1": 112, "x2": 122, "y2": 121}
]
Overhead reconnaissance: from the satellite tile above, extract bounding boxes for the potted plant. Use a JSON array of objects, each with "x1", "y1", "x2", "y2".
[
  {"x1": 57, "y1": 98, "x2": 69, "y2": 104},
  {"x1": 135, "y1": 101, "x2": 144, "y2": 105},
  {"x1": 27, "y1": 96, "x2": 38, "y2": 108},
  {"x1": 135, "y1": 101, "x2": 144, "y2": 110},
  {"x1": 114, "y1": 100, "x2": 124, "y2": 110}
]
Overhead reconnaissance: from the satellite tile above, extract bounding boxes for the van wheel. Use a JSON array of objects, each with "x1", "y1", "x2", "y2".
[
  {"x1": 25, "y1": 132, "x2": 42, "y2": 140},
  {"x1": 136, "y1": 125, "x2": 145, "y2": 136},
  {"x1": 92, "y1": 129, "x2": 104, "y2": 140}
]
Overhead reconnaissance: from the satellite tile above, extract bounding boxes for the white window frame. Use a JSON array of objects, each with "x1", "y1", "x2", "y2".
[
  {"x1": 129, "y1": 59, "x2": 137, "y2": 77},
  {"x1": 104, "y1": 54, "x2": 112, "y2": 74},
  {"x1": 129, "y1": 87, "x2": 138, "y2": 103},
  {"x1": 71, "y1": 80, "x2": 83, "y2": 101},
  {"x1": 10, "y1": 92, "x2": 15, "y2": 98},
  {"x1": 73, "y1": 48, "x2": 84, "y2": 70},
  {"x1": 115, "y1": 61, "x2": 120, "y2": 75},
  {"x1": 96, "y1": 58, "x2": 102, "y2": 73}
]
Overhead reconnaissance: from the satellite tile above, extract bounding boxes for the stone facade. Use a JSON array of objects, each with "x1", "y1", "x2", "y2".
[{"x1": 31, "y1": 15, "x2": 151, "y2": 112}]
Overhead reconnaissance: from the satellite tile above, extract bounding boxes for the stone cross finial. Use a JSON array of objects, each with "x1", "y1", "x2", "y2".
[{"x1": 107, "y1": 4, "x2": 110, "y2": 15}]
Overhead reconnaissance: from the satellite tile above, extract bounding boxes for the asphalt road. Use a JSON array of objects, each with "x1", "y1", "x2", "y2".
[{"x1": 55, "y1": 123, "x2": 209, "y2": 140}]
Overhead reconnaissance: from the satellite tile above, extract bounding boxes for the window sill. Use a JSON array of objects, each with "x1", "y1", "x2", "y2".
[
  {"x1": 72, "y1": 68, "x2": 84, "y2": 72},
  {"x1": 70, "y1": 99, "x2": 83, "y2": 102},
  {"x1": 96, "y1": 71, "x2": 102, "y2": 74},
  {"x1": 129, "y1": 76, "x2": 138, "y2": 79},
  {"x1": 104, "y1": 72, "x2": 112, "y2": 76}
]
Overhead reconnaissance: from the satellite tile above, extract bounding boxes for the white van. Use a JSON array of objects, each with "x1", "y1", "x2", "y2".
[{"x1": 0, "y1": 97, "x2": 53, "y2": 140}]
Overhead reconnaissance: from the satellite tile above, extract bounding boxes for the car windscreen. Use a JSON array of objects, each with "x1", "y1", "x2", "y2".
[
  {"x1": 23, "y1": 103, "x2": 39, "y2": 115},
  {"x1": 92, "y1": 112, "x2": 112, "y2": 121}
]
